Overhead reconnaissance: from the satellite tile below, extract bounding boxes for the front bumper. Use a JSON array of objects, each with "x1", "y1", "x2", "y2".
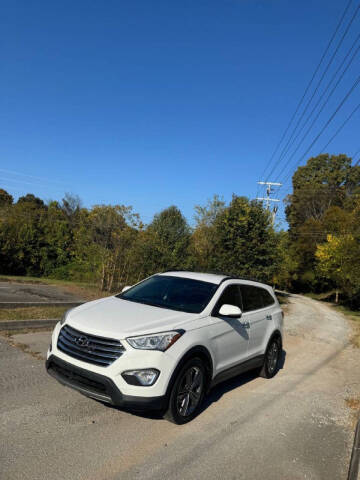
[{"x1": 46, "y1": 355, "x2": 167, "y2": 411}]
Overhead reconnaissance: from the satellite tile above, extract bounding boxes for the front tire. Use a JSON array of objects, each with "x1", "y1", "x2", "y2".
[
  {"x1": 164, "y1": 357, "x2": 206, "y2": 424},
  {"x1": 259, "y1": 337, "x2": 281, "y2": 379}
]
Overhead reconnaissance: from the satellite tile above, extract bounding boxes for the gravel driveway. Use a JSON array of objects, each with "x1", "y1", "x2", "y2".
[{"x1": 0, "y1": 294, "x2": 359, "y2": 480}]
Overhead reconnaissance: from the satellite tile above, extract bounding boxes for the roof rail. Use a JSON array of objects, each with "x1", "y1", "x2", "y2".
[
  {"x1": 161, "y1": 270, "x2": 267, "y2": 285},
  {"x1": 219, "y1": 276, "x2": 268, "y2": 285}
]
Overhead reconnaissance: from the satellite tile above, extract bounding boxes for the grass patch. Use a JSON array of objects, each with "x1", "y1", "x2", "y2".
[
  {"x1": 0, "y1": 306, "x2": 68, "y2": 321},
  {"x1": 60, "y1": 283, "x2": 108, "y2": 301},
  {"x1": 2, "y1": 327, "x2": 53, "y2": 335},
  {"x1": 345, "y1": 396, "x2": 360, "y2": 411},
  {"x1": 275, "y1": 291, "x2": 290, "y2": 305},
  {"x1": 333, "y1": 304, "x2": 360, "y2": 320},
  {"x1": 0, "y1": 274, "x2": 79, "y2": 286},
  {"x1": 0, "y1": 275, "x2": 49, "y2": 285},
  {"x1": 345, "y1": 396, "x2": 360, "y2": 427},
  {"x1": 333, "y1": 304, "x2": 360, "y2": 348},
  {"x1": 304, "y1": 291, "x2": 336, "y2": 301}
]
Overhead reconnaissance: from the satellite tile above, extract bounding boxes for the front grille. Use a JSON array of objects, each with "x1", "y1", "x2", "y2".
[{"x1": 57, "y1": 324, "x2": 125, "y2": 367}]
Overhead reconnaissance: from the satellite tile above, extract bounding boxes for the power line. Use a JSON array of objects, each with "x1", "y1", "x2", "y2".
[
  {"x1": 278, "y1": 100, "x2": 360, "y2": 192},
  {"x1": 258, "y1": 0, "x2": 356, "y2": 187},
  {"x1": 273, "y1": 43, "x2": 360, "y2": 185},
  {"x1": 273, "y1": 34, "x2": 360, "y2": 178},
  {"x1": 352, "y1": 146, "x2": 360, "y2": 165},
  {"x1": 266, "y1": 1, "x2": 360, "y2": 182},
  {"x1": 352, "y1": 147, "x2": 360, "y2": 157},
  {"x1": 319, "y1": 102, "x2": 360, "y2": 152},
  {"x1": 276, "y1": 75, "x2": 360, "y2": 192},
  {"x1": 0, "y1": 168, "x2": 69, "y2": 187},
  {"x1": 0, "y1": 176, "x2": 66, "y2": 192}
]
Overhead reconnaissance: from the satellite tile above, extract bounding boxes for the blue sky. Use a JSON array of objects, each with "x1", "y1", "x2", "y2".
[{"x1": 1, "y1": 0, "x2": 359, "y2": 226}]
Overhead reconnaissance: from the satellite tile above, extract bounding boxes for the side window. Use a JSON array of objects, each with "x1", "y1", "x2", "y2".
[
  {"x1": 260, "y1": 288, "x2": 275, "y2": 307},
  {"x1": 213, "y1": 285, "x2": 242, "y2": 315},
  {"x1": 240, "y1": 285, "x2": 263, "y2": 312}
]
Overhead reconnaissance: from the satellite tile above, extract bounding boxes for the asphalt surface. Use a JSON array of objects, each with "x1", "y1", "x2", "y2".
[
  {"x1": 1, "y1": 295, "x2": 359, "y2": 480},
  {"x1": 0, "y1": 281, "x2": 82, "y2": 303}
]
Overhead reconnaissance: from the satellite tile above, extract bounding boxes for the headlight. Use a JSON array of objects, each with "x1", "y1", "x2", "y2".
[
  {"x1": 60, "y1": 308, "x2": 73, "y2": 326},
  {"x1": 126, "y1": 330, "x2": 184, "y2": 351}
]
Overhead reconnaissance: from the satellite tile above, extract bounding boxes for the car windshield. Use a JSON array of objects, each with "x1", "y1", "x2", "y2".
[{"x1": 117, "y1": 275, "x2": 218, "y2": 314}]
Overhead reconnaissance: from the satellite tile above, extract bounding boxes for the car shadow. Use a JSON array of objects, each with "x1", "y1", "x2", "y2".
[
  {"x1": 98, "y1": 400, "x2": 165, "y2": 420},
  {"x1": 101, "y1": 349, "x2": 287, "y2": 421},
  {"x1": 200, "y1": 348, "x2": 287, "y2": 413},
  {"x1": 222, "y1": 317, "x2": 249, "y2": 340}
]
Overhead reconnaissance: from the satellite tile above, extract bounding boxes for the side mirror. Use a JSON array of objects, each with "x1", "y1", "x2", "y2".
[
  {"x1": 122, "y1": 286, "x2": 132, "y2": 293},
  {"x1": 218, "y1": 304, "x2": 242, "y2": 318}
]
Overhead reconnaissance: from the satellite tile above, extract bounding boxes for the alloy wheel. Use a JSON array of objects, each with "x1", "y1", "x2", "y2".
[
  {"x1": 176, "y1": 366, "x2": 204, "y2": 417},
  {"x1": 267, "y1": 341, "x2": 279, "y2": 374}
]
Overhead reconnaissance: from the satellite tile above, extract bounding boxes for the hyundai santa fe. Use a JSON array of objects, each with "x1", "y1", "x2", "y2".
[{"x1": 46, "y1": 271, "x2": 284, "y2": 424}]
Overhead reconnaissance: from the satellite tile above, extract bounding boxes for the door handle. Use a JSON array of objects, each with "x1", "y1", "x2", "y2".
[
  {"x1": 266, "y1": 314, "x2": 272, "y2": 321},
  {"x1": 241, "y1": 321, "x2": 250, "y2": 329}
]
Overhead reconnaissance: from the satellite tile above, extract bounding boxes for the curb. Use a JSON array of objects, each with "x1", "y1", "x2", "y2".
[
  {"x1": 0, "y1": 319, "x2": 59, "y2": 331},
  {"x1": 0, "y1": 302, "x2": 83, "y2": 309},
  {"x1": 348, "y1": 418, "x2": 360, "y2": 480}
]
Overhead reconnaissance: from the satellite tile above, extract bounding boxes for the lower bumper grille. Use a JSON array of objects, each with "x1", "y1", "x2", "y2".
[
  {"x1": 48, "y1": 358, "x2": 108, "y2": 395},
  {"x1": 57, "y1": 324, "x2": 125, "y2": 367}
]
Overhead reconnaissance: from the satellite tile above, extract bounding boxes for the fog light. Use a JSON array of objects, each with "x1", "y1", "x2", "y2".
[{"x1": 122, "y1": 369, "x2": 160, "y2": 386}]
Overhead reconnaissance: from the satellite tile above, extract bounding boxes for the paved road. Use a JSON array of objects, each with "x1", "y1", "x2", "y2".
[
  {"x1": 1, "y1": 295, "x2": 359, "y2": 480},
  {"x1": 0, "y1": 281, "x2": 82, "y2": 303}
]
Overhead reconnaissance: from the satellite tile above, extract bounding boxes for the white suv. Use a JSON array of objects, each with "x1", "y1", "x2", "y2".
[{"x1": 46, "y1": 271, "x2": 283, "y2": 424}]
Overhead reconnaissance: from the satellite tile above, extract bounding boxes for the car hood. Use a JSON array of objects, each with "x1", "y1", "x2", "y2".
[{"x1": 65, "y1": 296, "x2": 198, "y2": 338}]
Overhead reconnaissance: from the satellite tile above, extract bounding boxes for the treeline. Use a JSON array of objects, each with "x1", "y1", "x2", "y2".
[
  {"x1": 0, "y1": 190, "x2": 280, "y2": 290},
  {"x1": 279, "y1": 153, "x2": 360, "y2": 308},
  {"x1": 0, "y1": 153, "x2": 359, "y2": 308}
]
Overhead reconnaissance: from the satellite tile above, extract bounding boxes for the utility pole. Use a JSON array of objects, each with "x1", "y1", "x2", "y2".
[{"x1": 256, "y1": 181, "x2": 282, "y2": 223}]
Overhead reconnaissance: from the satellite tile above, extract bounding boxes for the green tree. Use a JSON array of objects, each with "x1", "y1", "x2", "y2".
[
  {"x1": 316, "y1": 234, "x2": 360, "y2": 304},
  {"x1": 0, "y1": 189, "x2": 13, "y2": 207},
  {"x1": 17, "y1": 193, "x2": 46, "y2": 208},
  {"x1": 190, "y1": 195, "x2": 225, "y2": 271},
  {"x1": 273, "y1": 231, "x2": 299, "y2": 290},
  {"x1": 286, "y1": 154, "x2": 360, "y2": 229},
  {"x1": 285, "y1": 154, "x2": 360, "y2": 291},
  {"x1": 145, "y1": 206, "x2": 191, "y2": 272},
  {"x1": 72, "y1": 204, "x2": 141, "y2": 290},
  {"x1": 0, "y1": 195, "x2": 47, "y2": 274},
  {"x1": 40, "y1": 201, "x2": 73, "y2": 276},
  {"x1": 211, "y1": 195, "x2": 278, "y2": 283}
]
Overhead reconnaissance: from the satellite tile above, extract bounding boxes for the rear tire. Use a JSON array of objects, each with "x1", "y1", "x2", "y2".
[
  {"x1": 259, "y1": 337, "x2": 281, "y2": 379},
  {"x1": 164, "y1": 357, "x2": 206, "y2": 424}
]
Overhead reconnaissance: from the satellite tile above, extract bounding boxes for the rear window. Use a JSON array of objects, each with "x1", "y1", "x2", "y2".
[
  {"x1": 260, "y1": 288, "x2": 275, "y2": 307},
  {"x1": 241, "y1": 285, "x2": 263, "y2": 312},
  {"x1": 241, "y1": 285, "x2": 275, "y2": 312}
]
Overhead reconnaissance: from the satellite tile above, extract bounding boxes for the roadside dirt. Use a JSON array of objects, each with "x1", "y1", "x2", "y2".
[
  {"x1": 284, "y1": 294, "x2": 360, "y2": 429},
  {"x1": 0, "y1": 294, "x2": 359, "y2": 480}
]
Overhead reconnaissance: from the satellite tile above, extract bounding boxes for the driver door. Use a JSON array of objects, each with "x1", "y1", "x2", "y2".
[{"x1": 210, "y1": 284, "x2": 250, "y2": 373}]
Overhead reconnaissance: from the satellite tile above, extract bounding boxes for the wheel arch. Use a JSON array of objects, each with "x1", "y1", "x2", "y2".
[
  {"x1": 165, "y1": 345, "x2": 214, "y2": 400},
  {"x1": 268, "y1": 329, "x2": 283, "y2": 350}
]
